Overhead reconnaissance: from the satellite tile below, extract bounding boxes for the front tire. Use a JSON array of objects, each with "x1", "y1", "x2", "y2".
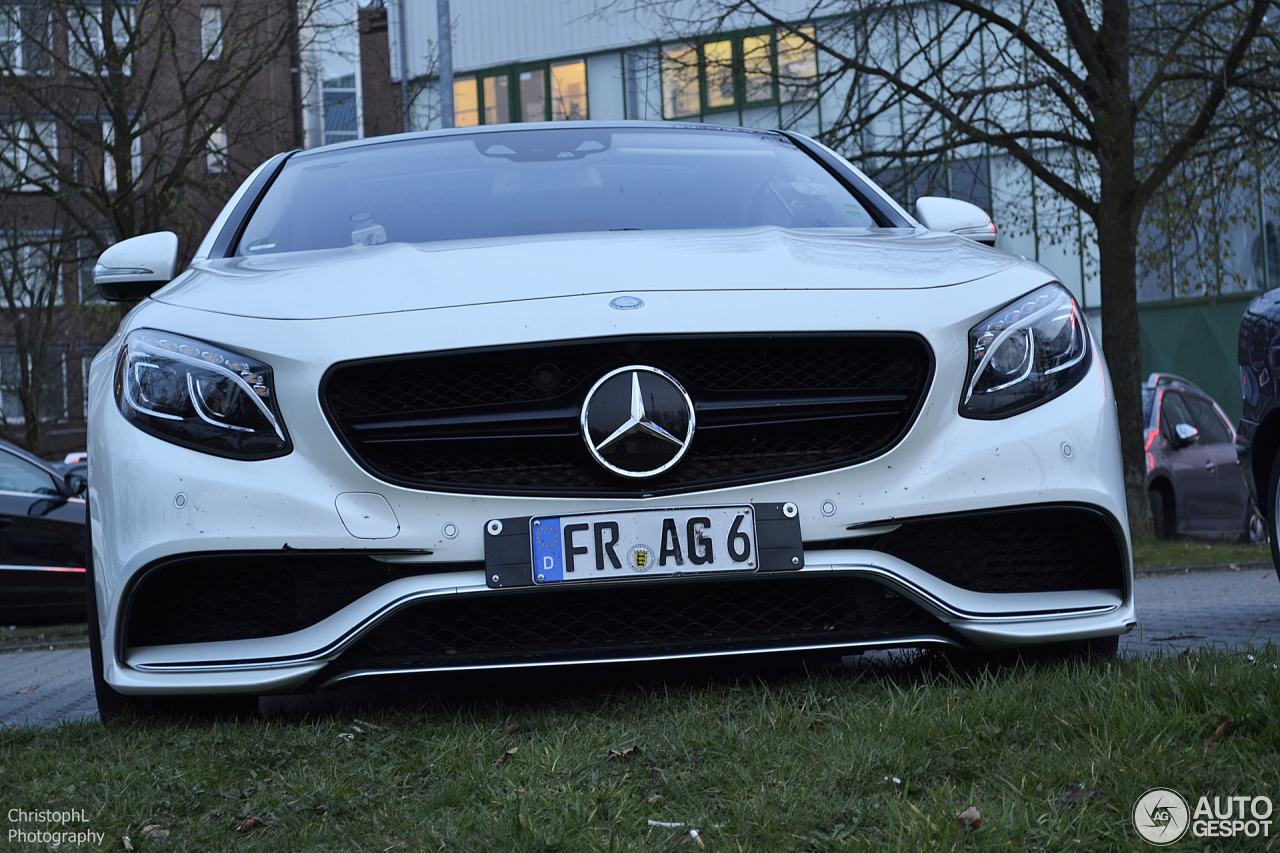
[{"x1": 1149, "y1": 488, "x2": 1175, "y2": 540}]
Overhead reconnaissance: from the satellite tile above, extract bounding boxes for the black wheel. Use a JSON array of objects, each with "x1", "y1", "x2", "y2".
[
  {"x1": 87, "y1": 510, "x2": 148, "y2": 721},
  {"x1": 1268, "y1": 450, "x2": 1280, "y2": 576},
  {"x1": 1241, "y1": 508, "x2": 1268, "y2": 545},
  {"x1": 87, "y1": 510, "x2": 258, "y2": 721},
  {"x1": 1149, "y1": 488, "x2": 1174, "y2": 540}
]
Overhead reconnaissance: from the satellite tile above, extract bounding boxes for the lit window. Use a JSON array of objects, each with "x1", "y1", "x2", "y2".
[
  {"x1": 661, "y1": 45, "x2": 700, "y2": 119},
  {"x1": 453, "y1": 77, "x2": 479, "y2": 127},
  {"x1": 482, "y1": 75, "x2": 509, "y2": 125},
  {"x1": 0, "y1": 3, "x2": 51, "y2": 73},
  {"x1": 658, "y1": 27, "x2": 819, "y2": 118},
  {"x1": 518, "y1": 68, "x2": 545, "y2": 123},
  {"x1": 550, "y1": 60, "x2": 586, "y2": 121},
  {"x1": 742, "y1": 34, "x2": 772, "y2": 103},
  {"x1": 207, "y1": 126, "x2": 228, "y2": 173},
  {"x1": 200, "y1": 6, "x2": 222, "y2": 60},
  {"x1": 778, "y1": 27, "x2": 817, "y2": 103},
  {"x1": 703, "y1": 40, "x2": 734, "y2": 110}
]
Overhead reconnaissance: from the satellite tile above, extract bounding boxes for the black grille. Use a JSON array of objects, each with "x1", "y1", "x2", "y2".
[
  {"x1": 125, "y1": 553, "x2": 479, "y2": 647},
  {"x1": 321, "y1": 575, "x2": 951, "y2": 673},
  {"x1": 321, "y1": 334, "x2": 933, "y2": 497},
  {"x1": 861, "y1": 507, "x2": 1125, "y2": 593}
]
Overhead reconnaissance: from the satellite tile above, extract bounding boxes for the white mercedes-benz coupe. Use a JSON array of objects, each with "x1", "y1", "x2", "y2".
[{"x1": 87, "y1": 122, "x2": 1133, "y2": 717}]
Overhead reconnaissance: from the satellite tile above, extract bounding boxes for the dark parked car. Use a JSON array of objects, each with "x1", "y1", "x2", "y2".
[
  {"x1": 0, "y1": 440, "x2": 87, "y2": 624},
  {"x1": 1237, "y1": 292, "x2": 1280, "y2": 566},
  {"x1": 1144, "y1": 373, "x2": 1258, "y2": 540}
]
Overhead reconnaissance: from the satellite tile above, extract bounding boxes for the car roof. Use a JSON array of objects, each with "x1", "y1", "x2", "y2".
[
  {"x1": 1144, "y1": 372, "x2": 1211, "y2": 398},
  {"x1": 288, "y1": 120, "x2": 789, "y2": 161},
  {"x1": 0, "y1": 437, "x2": 62, "y2": 477}
]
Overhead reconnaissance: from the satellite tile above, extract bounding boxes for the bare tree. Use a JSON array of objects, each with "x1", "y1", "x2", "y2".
[
  {"x1": 0, "y1": 0, "x2": 337, "y2": 453},
  {"x1": 626, "y1": 0, "x2": 1280, "y2": 536}
]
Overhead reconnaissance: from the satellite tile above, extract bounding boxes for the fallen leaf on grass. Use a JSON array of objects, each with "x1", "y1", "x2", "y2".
[
  {"x1": 505, "y1": 723, "x2": 520, "y2": 735},
  {"x1": 809, "y1": 720, "x2": 828, "y2": 731},
  {"x1": 494, "y1": 746, "x2": 518, "y2": 767},
  {"x1": 234, "y1": 816, "x2": 263, "y2": 833},
  {"x1": 1207, "y1": 715, "x2": 1233, "y2": 748},
  {"x1": 955, "y1": 806, "x2": 982, "y2": 831},
  {"x1": 518, "y1": 813, "x2": 528, "y2": 830},
  {"x1": 607, "y1": 745, "x2": 642, "y2": 761},
  {"x1": 647, "y1": 793, "x2": 665, "y2": 805},
  {"x1": 1061, "y1": 787, "x2": 1096, "y2": 805},
  {"x1": 140, "y1": 824, "x2": 170, "y2": 839},
  {"x1": 16, "y1": 685, "x2": 38, "y2": 694}
]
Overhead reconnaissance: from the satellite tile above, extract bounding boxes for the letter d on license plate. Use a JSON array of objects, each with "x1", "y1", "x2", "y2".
[{"x1": 531, "y1": 505, "x2": 757, "y2": 584}]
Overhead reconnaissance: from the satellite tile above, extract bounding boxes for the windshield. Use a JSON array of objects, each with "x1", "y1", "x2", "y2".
[{"x1": 235, "y1": 127, "x2": 881, "y2": 255}]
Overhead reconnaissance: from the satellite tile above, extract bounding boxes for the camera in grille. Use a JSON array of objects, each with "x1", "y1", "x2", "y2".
[
  {"x1": 321, "y1": 575, "x2": 952, "y2": 673},
  {"x1": 322, "y1": 334, "x2": 932, "y2": 497}
]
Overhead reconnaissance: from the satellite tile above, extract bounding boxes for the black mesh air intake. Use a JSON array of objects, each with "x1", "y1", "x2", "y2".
[
  {"x1": 321, "y1": 574, "x2": 952, "y2": 673},
  {"x1": 124, "y1": 553, "x2": 479, "y2": 647},
  {"x1": 865, "y1": 506, "x2": 1125, "y2": 593}
]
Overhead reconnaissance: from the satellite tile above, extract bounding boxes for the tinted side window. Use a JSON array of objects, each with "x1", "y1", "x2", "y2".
[
  {"x1": 1184, "y1": 396, "x2": 1233, "y2": 445},
  {"x1": 0, "y1": 451, "x2": 59, "y2": 495},
  {"x1": 1160, "y1": 393, "x2": 1195, "y2": 439}
]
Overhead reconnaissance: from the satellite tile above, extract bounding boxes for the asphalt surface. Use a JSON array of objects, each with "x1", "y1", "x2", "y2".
[{"x1": 2, "y1": 566, "x2": 1278, "y2": 728}]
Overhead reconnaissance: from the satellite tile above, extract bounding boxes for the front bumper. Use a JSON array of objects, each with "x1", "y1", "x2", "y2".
[{"x1": 87, "y1": 281, "x2": 1132, "y2": 696}]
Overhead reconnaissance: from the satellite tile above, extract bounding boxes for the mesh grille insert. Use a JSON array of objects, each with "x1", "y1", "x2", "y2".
[
  {"x1": 321, "y1": 334, "x2": 932, "y2": 497},
  {"x1": 324, "y1": 574, "x2": 951, "y2": 672}
]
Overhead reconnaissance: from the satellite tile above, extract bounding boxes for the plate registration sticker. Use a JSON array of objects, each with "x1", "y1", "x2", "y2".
[{"x1": 531, "y1": 506, "x2": 757, "y2": 584}]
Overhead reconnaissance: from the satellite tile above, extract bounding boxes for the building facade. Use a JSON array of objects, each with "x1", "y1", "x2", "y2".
[
  {"x1": 358, "y1": 0, "x2": 1278, "y2": 421},
  {"x1": 0, "y1": 0, "x2": 303, "y2": 457}
]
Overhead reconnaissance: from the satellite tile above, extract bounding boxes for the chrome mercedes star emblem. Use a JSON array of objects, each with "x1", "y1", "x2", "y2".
[{"x1": 580, "y1": 365, "x2": 695, "y2": 478}]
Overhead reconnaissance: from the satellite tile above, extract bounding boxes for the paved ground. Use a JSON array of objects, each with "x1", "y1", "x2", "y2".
[{"x1": 2, "y1": 567, "x2": 1278, "y2": 728}]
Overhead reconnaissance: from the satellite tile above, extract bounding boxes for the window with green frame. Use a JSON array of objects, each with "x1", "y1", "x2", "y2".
[
  {"x1": 451, "y1": 59, "x2": 588, "y2": 127},
  {"x1": 661, "y1": 26, "x2": 818, "y2": 120}
]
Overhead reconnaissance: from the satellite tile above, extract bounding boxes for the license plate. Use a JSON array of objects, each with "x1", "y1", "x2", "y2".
[{"x1": 530, "y1": 505, "x2": 758, "y2": 584}]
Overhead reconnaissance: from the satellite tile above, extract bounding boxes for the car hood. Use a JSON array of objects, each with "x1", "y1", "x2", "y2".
[{"x1": 154, "y1": 227, "x2": 1023, "y2": 321}]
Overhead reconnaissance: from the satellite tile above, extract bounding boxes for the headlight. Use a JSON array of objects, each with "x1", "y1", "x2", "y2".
[
  {"x1": 115, "y1": 329, "x2": 291, "y2": 458},
  {"x1": 961, "y1": 283, "x2": 1091, "y2": 418}
]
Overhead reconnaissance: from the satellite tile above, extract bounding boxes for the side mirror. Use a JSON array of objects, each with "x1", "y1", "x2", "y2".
[
  {"x1": 1172, "y1": 422, "x2": 1199, "y2": 448},
  {"x1": 65, "y1": 472, "x2": 87, "y2": 496},
  {"x1": 93, "y1": 232, "x2": 180, "y2": 301},
  {"x1": 914, "y1": 197, "x2": 997, "y2": 246}
]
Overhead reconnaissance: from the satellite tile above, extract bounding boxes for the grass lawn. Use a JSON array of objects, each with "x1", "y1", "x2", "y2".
[
  {"x1": 0, "y1": 623, "x2": 89, "y2": 651},
  {"x1": 1132, "y1": 539, "x2": 1271, "y2": 572},
  {"x1": 1, "y1": 647, "x2": 1276, "y2": 851}
]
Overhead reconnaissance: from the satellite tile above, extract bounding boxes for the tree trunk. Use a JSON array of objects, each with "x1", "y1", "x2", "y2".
[{"x1": 1097, "y1": 200, "x2": 1153, "y2": 540}]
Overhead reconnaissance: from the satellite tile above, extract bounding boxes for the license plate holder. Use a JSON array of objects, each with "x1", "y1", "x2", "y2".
[{"x1": 484, "y1": 502, "x2": 803, "y2": 589}]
